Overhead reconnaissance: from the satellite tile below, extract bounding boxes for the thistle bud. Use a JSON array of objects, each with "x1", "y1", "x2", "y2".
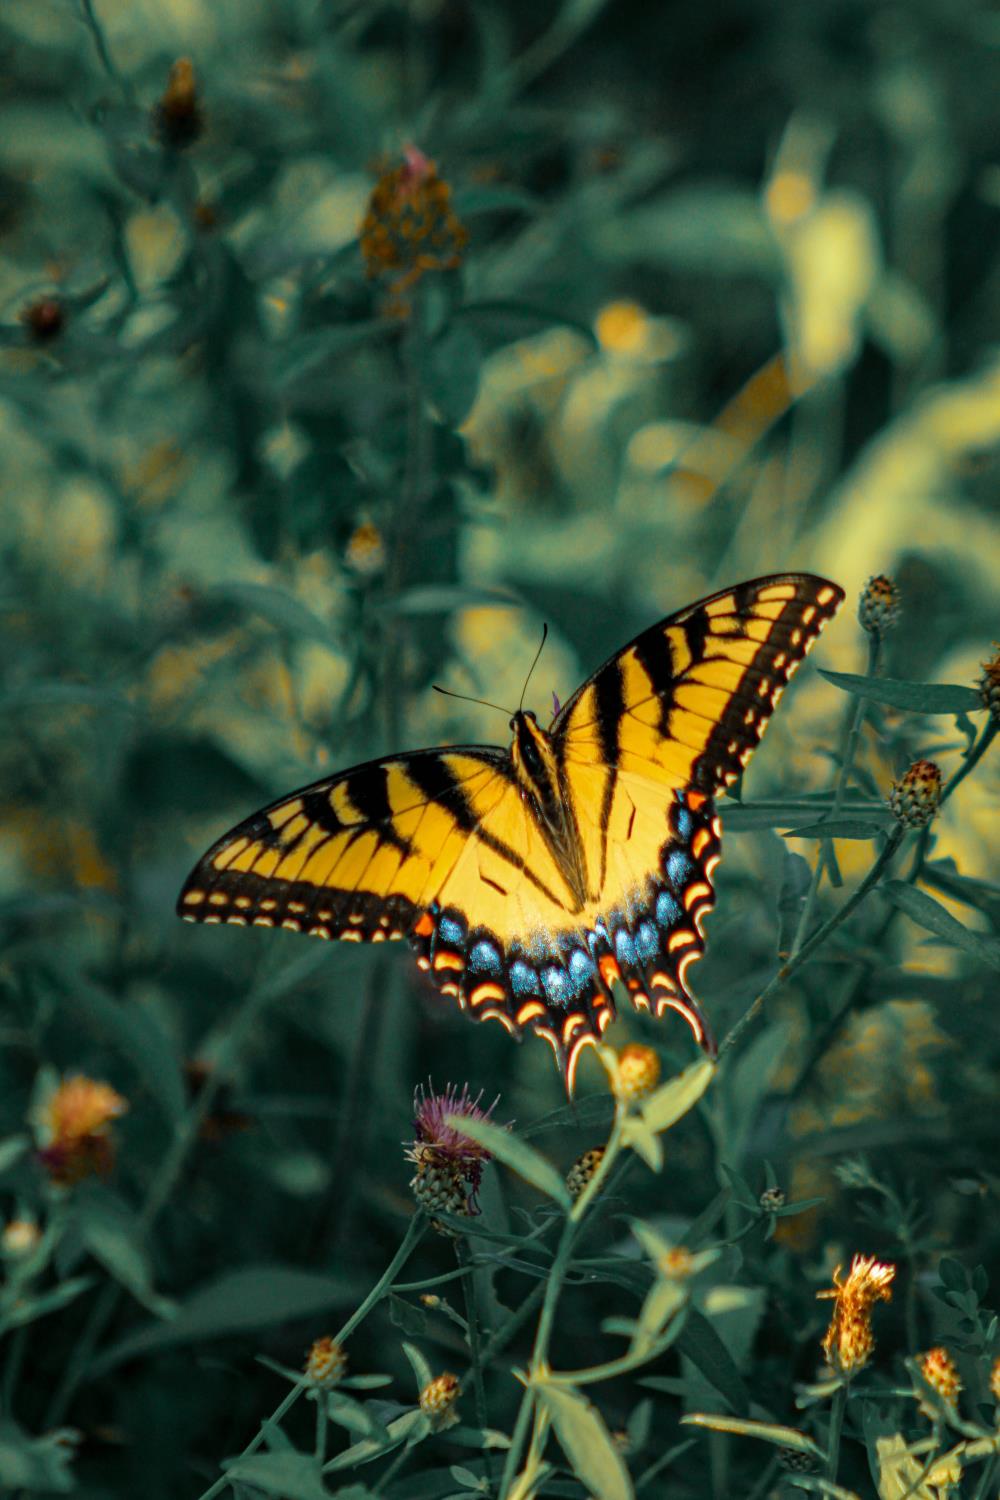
[
  {"x1": 779, "y1": 1449, "x2": 818, "y2": 1473},
  {"x1": 888, "y1": 760, "x2": 942, "y2": 829},
  {"x1": 615, "y1": 1043, "x2": 660, "y2": 1103},
  {"x1": 409, "y1": 1154, "x2": 470, "y2": 1217},
  {"x1": 918, "y1": 1346, "x2": 961, "y2": 1415},
  {"x1": 305, "y1": 1336, "x2": 347, "y2": 1387},
  {"x1": 566, "y1": 1147, "x2": 605, "y2": 1199},
  {"x1": 978, "y1": 645, "x2": 1000, "y2": 725},
  {"x1": 858, "y1": 575, "x2": 900, "y2": 635},
  {"x1": 759, "y1": 1186, "x2": 785, "y2": 1212},
  {"x1": 155, "y1": 59, "x2": 203, "y2": 149},
  {"x1": 419, "y1": 1372, "x2": 459, "y2": 1427}
]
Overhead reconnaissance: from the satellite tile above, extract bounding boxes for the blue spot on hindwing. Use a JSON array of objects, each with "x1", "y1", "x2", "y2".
[
  {"x1": 675, "y1": 804, "x2": 693, "y2": 839},
  {"x1": 667, "y1": 850, "x2": 693, "y2": 888},
  {"x1": 656, "y1": 890, "x2": 682, "y2": 928},
  {"x1": 469, "y1": 939, "x2": 501, "y2": 974},
  {"x1": 568, "y1": 949, "x2": 595, "y2": 992},
  {"x1": 438, "y1": 914, "x2": 465, "y2": 945},
  {"x1": 541, "y1": 966, "x2": 570, "y2": 1007},
  {"x1": 614, "y1": 929, "x2": 636, "y2": 968},
  {"x1": 510, "y1": 961, "x2": 540, "y2": 996},
  {"x1": 637, "y1": 921, "x2": 659, "y2": 960}
]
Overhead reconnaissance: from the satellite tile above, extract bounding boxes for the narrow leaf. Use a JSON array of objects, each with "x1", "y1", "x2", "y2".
[
  {"x1": 819, "y1": 670, "x2": 981, "y2": 714},
  {"x1": 225, "y1": 1453, "x2": 332, "y2": 1499},
  {"x1": 445, "y1": 1115, "x2": 571, "y2": 1208},
  {"x1": 640, "y1": 1058, "x2": 715, "y2": 1134},
  {"x1": 786, "y1": 818, "x2": 891, "y2": 840},
  {"x1": 676, "y1": 1310, "x2": 750, "y2": 1414},
  {"x1": 681, "y1": 1413, "x2": 824, "y2": 1459},
  {"x1": 883, "y1": 882, "x2": 1000, "y2": 970},
  {"x1": 534, "y1": 1380, "x2": 634, "y2": 1500},
  {"x1": 207, "y1": 581, "x2": 334, "y2": 646}
]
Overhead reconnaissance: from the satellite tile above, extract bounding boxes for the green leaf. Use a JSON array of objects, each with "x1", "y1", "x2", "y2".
[
  {"x1": 640, "y1": 1057, "x2": 715, "y2": 1134},
  {"x1": 883, "y1": 882, "x2": 1000, "y2": 970},
  {"x1": 451, "y1": 186, "x2": 541, "y2": 218},
  {"x1": 818, "y1": 670, "x2": 981, "y2": 714},
  {"x1": 444, "y1": 1114, "x2": 571, "y2": 1208},
  {"x1": 380, "y1": 585, "x2": 518, "y2": 617},
  {"x1": 595, "y1": 185, "x2": 778, "y2": 277},
  {"x1": 93, "y1": 1266, "x2": 363, "y2": 1374},
  {"x1": 0, "y1": 1419, "x2": 77, "y2": 1493},
  {"x1": 207, "y1": 581, "x2": 335, "y2": 646},
  {"x1": 226, "y1": 1453, "x2": 333, "y2": 1499},
  {"x1": 621, "y1": 1116, "x2": 663, "y2": 1171},
  {"x1": 75, "y1": 1188, "x2": 173, "y2": 1316},
  {"x1": 676, "y1": 1310, "x2": 750, "y2": 1415},
  {"x1": 785, "y1": 817, "x2": 891, "y2": 839},
  {"x1": 0, "y1": 1135, "x2": 29, "y2": 1176},
  {"x1": 401, "y1": 1341, "x2": 433, "y2": 1392},
  {"x1": 681, "y1": 1412, "x2": 824, "y2": 1459},
  {"x1": 534, "y1": 1380, "x2": 634, "y2": 1500},
  {"x1": 3, "y1": 1277, "x2": 95, "y2": 1331},
  {"x1": 271, "y1": 322, "x2": 389, "y2": 391},
  {"x1": 72, "y1": 979, "x2": 185, "y2": 1123},
  {"x1": 424, "y1": 325, "x2": 483, "y2": 427}
]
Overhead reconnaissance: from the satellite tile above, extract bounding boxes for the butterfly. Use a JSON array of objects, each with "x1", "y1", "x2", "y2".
[{"x1": 178, "y1": 573, "x2": 844, "y2": 1090}]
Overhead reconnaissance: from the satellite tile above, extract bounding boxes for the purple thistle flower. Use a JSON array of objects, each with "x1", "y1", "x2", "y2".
[{"x1": 405, "y1": 1082, "x2": 502, "y2": 1215}]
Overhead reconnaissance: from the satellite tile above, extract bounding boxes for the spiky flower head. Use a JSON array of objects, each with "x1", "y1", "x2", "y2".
[
  {"x1": 918, "y1": 1346, "x2": 961, "y2": 1415},
  {"x1": 978, "y1": 644, "x2": 1000, "y2": 725},
  {"x1": 155, "y1": 58, "x2": 202, "y2": 149},
  {"x1": 566, "y1": 1147, "x2": 605, "y2": 1199},
  {"x1": 419, "y1": 1371, "x2": 460, "y2": 1428},
  {"x1": 305, "y1": 1336, "x2": 347, "y2": 1387},
  {"x1": 360, "y1": 146, "x2": 468, "y2": 316},
  {"x1": 888, "y1": 759, "x2": 942, "y2": 829},
  {"x1": 615, "y1": 1043, "x2": 661, "y2": 1104},
  {"x1": 818, "y1": 1253, "x2": 895, "y2": 1380},
  {"x1": 405, "y1": 1082, "x2": 498, "y2": 1219},
  {"x1": 760, "y1": 1186, "x2": 786, "y2": 1212},
  {"x1": 35, "y1": 1074, "x2": 128, "y2": 1186},
  {"x1": 990, "y1": 1355, "x2": 1000, "y2": 1403},
  {"x1": 858, "y1": 575, "x2": 900, "y2": 635}
]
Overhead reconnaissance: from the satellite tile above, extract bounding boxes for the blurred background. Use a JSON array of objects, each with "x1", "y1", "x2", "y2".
[{"x1": 1, "y1": 0, "x2": 998, "y2": 1495}]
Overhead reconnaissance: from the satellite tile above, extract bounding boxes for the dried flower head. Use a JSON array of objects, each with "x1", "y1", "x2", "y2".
[
  {"x1": 779, "y1": 1448, "x2": 818, "y2": 1473},
  {"x1": 35, "y1": 1074, "x2": 128, "y2": 1186},
  {"x1": 615, "y1": 1043, "x2": 661, "y2": 1104},
  {"x1": 155, "y1": 58, "x2": 203, "y2": 148},
  {"x1": 566, "y1": 1147, "x2": 605, "y2": 1199},
  {"x1": 918, "y1": 1346, "x2": 961, "y2": 1415},
  {"x1": 990, "y1": 1355, "x2": 1000, "y2": 1403},
  {"x1": 818, "y1": 1253, "x2": 895, "y2": 1379},
  {"x1": 858, "y1": 575, "x2": 901, "y2": 635},
  {"x1": 978, "y1": 644, "x2": 1000, "y2": 725},
  {"x1": 888, "y1": 759, "x2": 942, "y2": 829},
  {"x1": 360, "y1": 146, "x2": 468, "y2": 316},
  {"x1": 345, "y1": 521, "x2": 386, "y2": 578},
  {"x1": 1, "y1": 1219, "x2": 41, "y2": 1257},
  {"x1": 21, "y1": 298, "x2": 65, "y2": 343},
  {"x1": 419, "y1": 1371, "x2": 459, "y2": 1427},
  {"x1": 405, "y1": 1082, "x2": 498, "y2": 1220},
  {"x1": 304, "y1": 1336, "x2": 347, "y2": 1387}
]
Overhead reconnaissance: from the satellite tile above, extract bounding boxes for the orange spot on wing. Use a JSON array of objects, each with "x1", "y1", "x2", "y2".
[
  {"x1": 686, "y1": 790, "x2": 708, "y2": 811},
  {"x1": 517, "y1": 1000, "x2": 547, "y2": 1025},
  {"x1": 691, "y1": 827, "x2": 712, "y2": 860},
  {"x1": 566, "y1": 1033, "x2": 598, "y2": 1096},
  {"x1": 683, "y1": 881, "x2": 713, "y2": 910},
  {"x1": 599, "y1": 954, "x2": 622, "y2": 988},
  {"x1": 433, "y1": 951, "x2": 464, "y2": 972},
  {"x1": 470, "y1": 981, "x2": 507, "y2": 1008},
  {"x1": 414, "y1": 912, "x2": 434, "y2": 938}
]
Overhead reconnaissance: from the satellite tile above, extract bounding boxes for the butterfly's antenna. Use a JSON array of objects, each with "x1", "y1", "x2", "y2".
[
  {"x1": 519, "y1": 623, "x2": 549, "y2": 713},
  {"x1": 432, "y1": 684, "x2": 512, "y2": 718}
]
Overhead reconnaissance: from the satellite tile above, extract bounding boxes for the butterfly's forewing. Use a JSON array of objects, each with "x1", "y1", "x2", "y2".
[{"x1": 550, "y1": 573, "x2": 845, "y2": 1078}]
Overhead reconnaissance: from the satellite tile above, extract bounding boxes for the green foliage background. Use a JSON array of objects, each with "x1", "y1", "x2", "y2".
[{"x1": 1, "y1": 1, "x2": 998, "y2": 1496}]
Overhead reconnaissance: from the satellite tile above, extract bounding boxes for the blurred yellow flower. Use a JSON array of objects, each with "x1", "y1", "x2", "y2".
[{"x1": 818, "y1": 1252, "x2": 895, "y2": 1378}]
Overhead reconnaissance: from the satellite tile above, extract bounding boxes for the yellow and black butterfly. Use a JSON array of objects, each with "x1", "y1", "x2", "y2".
[{"x1": 178, "y1": 574, "x2": 843, "y2": 1089}]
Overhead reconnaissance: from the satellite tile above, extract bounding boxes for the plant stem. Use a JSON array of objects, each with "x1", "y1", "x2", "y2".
[
  {"x1": 720, "y1": 826, "x2": 905, "y2": 1056},
  {"x1": 826, "y1": 1382, "x2": 847, "y2": 1481},
  {"x1": 374, "y1": 1438, "x2": 414, "y2": 1496},
  {"x1": 790, "y1": 634, "x2": 880, "y2": 961},
  {"x1": 195, "y1": 1214, "x2": 427, "y2": 1500},
  {"x1": 457, "y1": 1239, "x2": 493, "y2": 1485}
]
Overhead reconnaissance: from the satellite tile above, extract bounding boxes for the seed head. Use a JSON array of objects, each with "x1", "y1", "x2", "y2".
[
  {"x1": 858, "y1": 575, "x2": 900, "y2": 635},
  {"x1": 918, "y1": 1346, "x2": 961, "y2": 1415},
  {"x1": 305, "y1": 1336, "x2": 347, "y2": 1387},
  {"x1": 360, "y1": 146, "x2": 468, "y2": 317},
  {"x1": 419, "y1": 1371, "x2": 460, "y2": 1427},
  {"x1": 35, "y1": 1074, "x2": 128, "y2": 1186},
  {"x1": 888, "y1": 760, "x2": 942, "y2": 829},
  {"x1": 760, "y1": 1186, "x2": 786, "y2": 1212},
  {"x1": 566, "y1": 1147, "x2": 605, "y2": 1199},
  {"x1": 818, "y1": 1253, "x2": 895, "y2": 1380},
  {"x1": 779, "y1": 1448, "x2": 818, "y2": 1473},
  {"x1": 978, "y1": 644, "x2": 1000, "y2": 725},
  {"x1": 615, "y1": 1043, "x2": 660, "y2": 1104},
  {"x1": 155, "y1": 58, "x2": 203, "y2": 148}
]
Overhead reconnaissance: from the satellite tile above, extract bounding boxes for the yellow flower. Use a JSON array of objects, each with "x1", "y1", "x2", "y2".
[
  {"x1": 35, "y1": 1074, "x2": 127, "y2": 1186},
  {"x1": 344, "y1": 521, "x2": 386, "y2": 577},
  {"x1": 304, "y1": 1336, "x2": 347, "y2": 1387},
  {"x1": 615, "y1": 1044, "x2": 661, "y2": 1104},
  {"x1": 990, "y1": 1355, "x2": 1000, "y2": 1403},
  {"x1": 419, "y1": 1372, "x2": 460, "y2": 1428},
  {"x1": 155, "y1": 58, "x2": 203, "y2": 149},
  {"x1": 919, "y1": 1347, "x2": 961, "y2": 1415},
  {"x1": 360, "y1": 146, "x2": 468, "y2": 316},
  {"x1": 818, "y1": 1253, "x2": 895, "y2": 1379}
]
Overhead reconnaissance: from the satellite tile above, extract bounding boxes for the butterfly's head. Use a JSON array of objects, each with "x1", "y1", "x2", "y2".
[{"x1": 510, "y1": 709, "x2": 556, "y2": 792}]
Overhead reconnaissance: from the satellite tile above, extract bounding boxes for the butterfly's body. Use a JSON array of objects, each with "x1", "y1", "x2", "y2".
[{"x1": 179, "y1": 574, "x2": 844, "y2": 1088}]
